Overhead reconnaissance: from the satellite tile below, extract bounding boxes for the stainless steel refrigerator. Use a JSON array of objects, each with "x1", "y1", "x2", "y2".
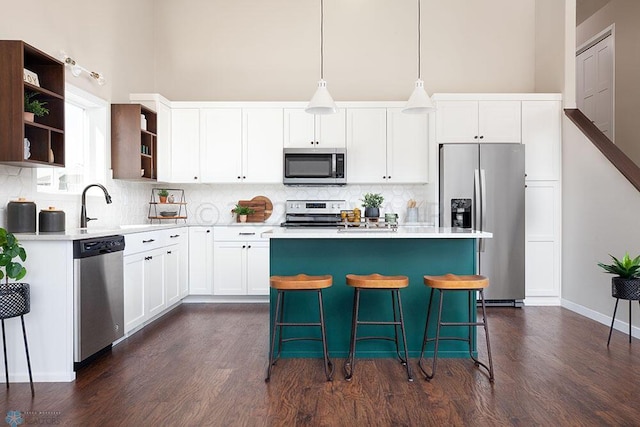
[{"x1": 439, "y1": 143, "x2": 525, "y2": 305}]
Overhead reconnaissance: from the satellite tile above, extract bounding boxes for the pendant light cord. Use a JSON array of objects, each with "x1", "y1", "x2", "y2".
[
  {"x1": 417, "y1": 0, "x2": 421, "y2": 80},
  {"x1": 321, "y1": 0, "x2": 325, "y2": 80}
]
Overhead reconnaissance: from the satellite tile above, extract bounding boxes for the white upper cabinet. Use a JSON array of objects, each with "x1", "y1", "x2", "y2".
[
  {"x1": 201, "y1": 108, "x2": 243, "y2": 183},
  {"x1": 386, "y1": 108, "x2": 429, "y2": 183},
  {"x1": 522, "y1": 100, "x2": 561, "y2": 181},
  {"x1": 436, "y1": 100, "x2": 521, "y2": 143},
  {"x1": 347, "y1": 107, "x2": 429, "y2": 184},
  {"x1": 243, "y1": 108, "x2": 284, "y2": 183},
  {"x1": 169, "y1": 108, "x2": 201, "y2": 182},
  {"x1": 346, "y1": 108, "x2": 388, "y2": 183},
  {"x1": 284, "y1": 108, "x2": 346, "y2": 148}
]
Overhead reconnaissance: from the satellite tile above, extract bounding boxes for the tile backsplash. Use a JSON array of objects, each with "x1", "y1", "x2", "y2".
[{"x1": 0, "y1": 165, "x2": 437, "y2": 230}]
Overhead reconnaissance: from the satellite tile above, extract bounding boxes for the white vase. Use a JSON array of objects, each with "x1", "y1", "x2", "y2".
[{"x1": 239, "y1": 214, "x2": 247, "y2": 223}]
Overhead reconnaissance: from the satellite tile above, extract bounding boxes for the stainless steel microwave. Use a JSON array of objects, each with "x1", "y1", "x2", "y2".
[{"x1": 283, "y1": 148, "x2": 346, "y2": 185}]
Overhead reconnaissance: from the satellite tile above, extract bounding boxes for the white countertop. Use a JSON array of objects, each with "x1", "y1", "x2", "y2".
[
  {"x1": 263, "y1": 226, "x2": 492, "y2": 239},
  {"x1": 13, "y1": 223, "x2": 188, "y2": 241}
]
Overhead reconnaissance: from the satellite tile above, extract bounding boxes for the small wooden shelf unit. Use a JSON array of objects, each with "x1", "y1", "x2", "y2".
[
  {"x1": 112, "y1": 104, "x2": 158, "y2": 180},
  {"x1": 148, "y1": 188, "x2": 187, "y2": 223}
]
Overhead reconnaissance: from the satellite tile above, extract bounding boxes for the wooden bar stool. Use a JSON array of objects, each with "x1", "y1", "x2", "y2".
[
  {"x1": 344, "y1": 273, "x2": 413, "y2": 382},
  {"x1": 266, "y1": 274, "x2": 333, "y2": 382},
  {"x1": 418, "y1": 274, "x2": 494, "y2": 382}
]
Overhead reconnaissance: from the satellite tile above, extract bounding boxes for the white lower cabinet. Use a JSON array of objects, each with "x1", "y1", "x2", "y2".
[
  {"x1": 188, "y1": 226, "x2": 214, "y2": 295},
  {"x1": 123, "y1": 227, "x2": 188, "y2": 334},
  {"x1": 525, "y1": 181, "x2": 561, "y2": 304},
  {"x1": 213, "y1": 226, "x2": 271, "y2": 296}
]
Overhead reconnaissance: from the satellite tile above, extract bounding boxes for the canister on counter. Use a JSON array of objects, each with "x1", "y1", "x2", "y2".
[
  {"x1": 39, "y1": 207, "x2": 66, "y2": 232},
  {"x1": 7, "y1": 198, "x2": 36, "y2": 233}
]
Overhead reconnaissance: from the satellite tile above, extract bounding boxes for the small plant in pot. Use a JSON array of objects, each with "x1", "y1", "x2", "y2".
[
  {"x1": 0, "y1": 228, "x2": 29, "y2": 320},
  {"x1": 157, "y1": 189, "x2": 169, "y2": 203},
  {"x1": 361, "y1": 193, "x2": 384, "y2": 218},
  {"x1": 24, "y1": 92, "x2": 49, "y2": 122},
  {"x1": 232, "y1": 204, "x2": 255, "y2": 223},
  {"x1": 598, "y1": 252, "x2": 640, "y2": 300}
]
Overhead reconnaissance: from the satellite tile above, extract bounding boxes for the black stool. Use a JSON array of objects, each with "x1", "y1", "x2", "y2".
[
  {"x1": 344, "y1": 273, "x2": 413, "y2": 382},
  {"x1": 0, "y1": 283, "x2": 34, "y2": 396},
  {"x1": 418, "y1": 274, "x2": 494, "y2": 382},
  {"x1": 266, "y1": 274, "x2": 333, "y2": 382}
]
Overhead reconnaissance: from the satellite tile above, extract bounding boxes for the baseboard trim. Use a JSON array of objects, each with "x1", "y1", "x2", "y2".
[
  {"x1": 183, "y1": 295, "x2": 269, "y2": 304},
  {"x1": 561, "y1": 298, "x2": 640, "y2": 340},
  {"x1": 524, "y1": 296, "x2": 561, "y2": 306}
]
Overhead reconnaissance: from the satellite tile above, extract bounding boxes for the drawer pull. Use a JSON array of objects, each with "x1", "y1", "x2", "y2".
[
  {"x1": 239, "y1": 232, "x2": 255, "y2": 236},
  {"x1": 143, "y1": 239, "x2": 155, "y2": 243},
  {"x1": 144, "y1": 256, "x2": 153, "y2": 261},
  {"x1": 170, "y1": 234, "x2": 180, "y2": 238},
  {"x1": 167, "y1": 250, "x2": 172, "y2": 254}
]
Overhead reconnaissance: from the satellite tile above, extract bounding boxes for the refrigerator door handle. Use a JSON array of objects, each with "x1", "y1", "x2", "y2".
[
  {"x1": 474, "y1": 169, "x2": 481, "y2": 251},
  {"x1": 479, "y1": 169, "x2": 487, "y2": 252}
]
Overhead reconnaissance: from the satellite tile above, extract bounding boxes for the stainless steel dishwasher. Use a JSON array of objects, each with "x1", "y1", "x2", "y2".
[{"x1": 73, "y1": 235, "x2": 125, "y2": 364}]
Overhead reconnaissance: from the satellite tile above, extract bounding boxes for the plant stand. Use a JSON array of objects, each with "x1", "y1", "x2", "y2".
[
  {"x1": 0, "y1": 283, "x2": 34, "y2": 396},
  {"x1": 148, "y1": 188, "x2": 187, "y2": 224},
  {"x1": 607, "y1": 278, "x2": 640, "y2": 346}
]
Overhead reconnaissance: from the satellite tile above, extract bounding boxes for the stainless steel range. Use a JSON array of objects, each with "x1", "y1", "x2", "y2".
[{"x1": 281, "y1": 200, "x2": 347, "y2": 227}]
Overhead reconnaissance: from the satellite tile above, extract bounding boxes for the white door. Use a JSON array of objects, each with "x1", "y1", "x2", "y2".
[
  {"x1": 144, "y1": 250, "x2": 166, "y2": 318},
  {"x1": 164, "y1": 245, "x2": 180, "y2": 307},
  {"x1": 576, "y1": 32, "x2": 614, "y2": 141},
  {"x1": 170, "y1": 109, "x2": 200, "y2": 182},
  {"x1": 188, "y1": 227, "x2": 214, "y2": 295},
  {"x1": 478, "y1": 101, "x2": 521, "y2": 143},
  {"x1": 386, "y1": 108, "x2": 429, "y2": 183},
  {"x1": 283, "y1": 109, "x2": 315, "y2": 148},
  {"x1": 346, "y1": 108, "x2": 387, "y2": 183},
  {"x1": 123, "y1": 254, "x2": 145, "y2": 333},
  {"x1": 201, "y1": 108, "x2": 243, "y2": 183},
  {"x1": 213, "y1": 241, "x2": 245, "y2": 295},
  {"x1": 435, "y1": 101, "x2": 479, "y2": 143},
  {"x1": 316, "y1": 110, "x2": 346, "y2": 148},
  {"x1": 522, "y1": 100, "x2": 562, "y2": 181},
  {"x1": 246, "y1": 241, "x2": 270, "y2": 295},
  {"x1": 243, "y1": 108, "x2": 283, "y2": 183}
]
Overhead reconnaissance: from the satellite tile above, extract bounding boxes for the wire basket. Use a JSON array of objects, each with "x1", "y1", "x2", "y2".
[{"x1": 0, "y1": 283, "x2": 30, "y2": 319}]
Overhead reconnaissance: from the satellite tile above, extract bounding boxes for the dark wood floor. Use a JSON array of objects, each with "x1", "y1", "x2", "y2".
[{"x1": 3, "y1": 304, "x2": 640, "y2": 426}]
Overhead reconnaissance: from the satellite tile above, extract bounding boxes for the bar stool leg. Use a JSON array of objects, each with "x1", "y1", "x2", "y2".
[
  {"x1": 2, "y1": 319, "x2": 8, "y2": 389},
  {"x1": 478, "y1": 289, "x2": 495, "y2": 382},
  {"x1": 418, "y1": 288, "x2": 435, "y2": 378},
  {"x1": 395, "y1": 290, "x2": 413, "y2": 381},
  {"x1": 607, "y1": 298, "x2": 620, "y2": 347},
  {"x1": 20, "y1": 316, "x2": 34, "y2": 396},
  {"x1": 265, "y1": 290, "x2": 283, "y2": 382},
  {"x1": 317, "y1": 290, "x2": 333, "y2": 381},
  {"x1": 344, "y1": 288, "x2": 361, "y2": 381}
]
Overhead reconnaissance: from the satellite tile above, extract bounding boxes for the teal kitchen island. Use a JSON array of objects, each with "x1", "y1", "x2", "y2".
[{"x1": 263, "y1": 226, "x2": 492, "y2": 359}]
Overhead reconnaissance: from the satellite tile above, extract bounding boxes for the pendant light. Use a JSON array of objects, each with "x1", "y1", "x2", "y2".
[
  {"x1": 403, "y1": 0, "x2": 435, "y2": 114},
  {"x1": 306, "y1": 0, "x2": 338, "y2": 115}
]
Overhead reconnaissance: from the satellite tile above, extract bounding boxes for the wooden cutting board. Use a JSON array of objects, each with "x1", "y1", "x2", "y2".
[{"x1": 237, "y1": 200, "x2": 266, "y2": 222}]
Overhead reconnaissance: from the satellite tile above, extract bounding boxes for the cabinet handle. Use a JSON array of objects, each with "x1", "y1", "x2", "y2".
[
  {"x1": 143, "y1": 239, "x2": 155, "y2": 243},
  {"x1": 242, "y1": 245, "x2": 246, "y2": 249},
  {"x1": 194, "y1": 176, "x2": 198, "y2": 180},
  {"x1": 247, "y1": 245, "x2": 251, "y2": 249},
  {"x1": 310, "y1": 141, "x2": 314, "y2": 145},
  {"x1": 479, "y1": 135, "x2": 484, "y2": 139},
  {"x1": 388, "y1": 176, "x2": 391, "y2": 179},
  {"x1": 206, "y1": 230, "x2": 211, "y2": 233},
  {"x1": 167, "y1": 250, "x2": 172, "y2": 254},
  {"x1": 170, "y1": 234, "x2": 180, "y2": 238},
  {"x1": 144, "y1": 256, "x2": 153, "y2": 260},
  {"x1": 239, "y1": 232, "x2": 255, "y2": 236},
  {"x1": 237, "y1": 176, "x2": 241, "y2": 179},
  {"x1": 383, "y1": 176, "x2": 386, "y2": 179},
  {"x1": 243, "y1": 176, "x2": 246, "y2": 179},
  {"x1": 474, "y1": 135, "x2": 479, "y2": 139}
]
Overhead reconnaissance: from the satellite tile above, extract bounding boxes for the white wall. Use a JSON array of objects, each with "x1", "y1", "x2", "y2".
[
  {"x1": 535, "y1": 0, "x2": 566, "y2": 92},
  {"x1": 154, "y1": 0, "x2": 538, "y2": 101}
]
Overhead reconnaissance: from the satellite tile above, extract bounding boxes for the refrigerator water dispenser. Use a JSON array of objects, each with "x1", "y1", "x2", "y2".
[{"x1": 451, "y1": 198, "x2": 472, "y2": 228}]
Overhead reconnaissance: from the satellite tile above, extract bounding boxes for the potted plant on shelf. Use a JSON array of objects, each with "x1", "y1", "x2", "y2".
[
  {"x1": 361, "y1": 193, "x2": 384, "y2": 219},
  {"x1": 0, "y1": 228, "x2": 29, "y2": 320},
  {"x1": 598, "y1": 252, "x2": 640, "y2": 300},
  {"x1": 24, "y1": 92, "x2": 49, "y2": 122},
  {"x1": 232, "y1": 204, "x2": 255, "y2": 223},
  {"x1": 157, "y1": 189, "x2": 169, "y2": 203}
]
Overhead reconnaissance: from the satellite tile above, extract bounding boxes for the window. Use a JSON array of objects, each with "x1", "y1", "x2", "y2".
[{"x1": 37, "y1": 84, "x2": 108, "y2": 194}]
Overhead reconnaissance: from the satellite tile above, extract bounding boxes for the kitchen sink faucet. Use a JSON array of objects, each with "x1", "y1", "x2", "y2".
[{"x1": 80, "y1": 183, "x2": 113, "y2": 227}]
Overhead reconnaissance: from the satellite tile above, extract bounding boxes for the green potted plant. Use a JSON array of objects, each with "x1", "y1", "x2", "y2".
[
  {"x1": 157, "y1": 189, "x2": 169, "y2": 203},
  {"x1": 598, "y1": 252, "x2": 640, "y2": 300},
  {"x1": 0, "y1": 227, "x2": 29, "y2": 319},
  {"x1": 232, "y1": 204, "x2": 255, "y2": 223},
  {"x1": 24, "y1": 92, "x2": 49, "y2": 122},
  {"x1": 361, "y1": 193, "x2": 384, "y2": 218}
]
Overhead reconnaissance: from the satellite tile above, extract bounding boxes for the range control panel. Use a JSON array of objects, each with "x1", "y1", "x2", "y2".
[{"x1": 285, "y1": 200, "x2": 347, "y2": 215}]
